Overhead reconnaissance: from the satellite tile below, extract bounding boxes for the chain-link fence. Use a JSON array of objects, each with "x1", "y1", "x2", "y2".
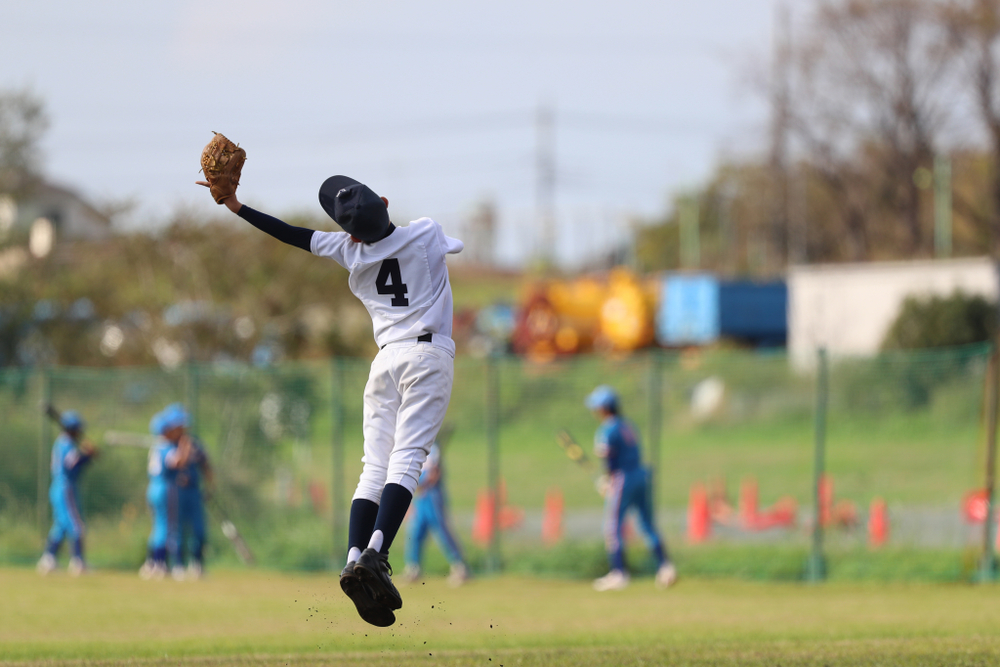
[{"x1": 0, "y1": 344, "x2": 995, "y2": 581}]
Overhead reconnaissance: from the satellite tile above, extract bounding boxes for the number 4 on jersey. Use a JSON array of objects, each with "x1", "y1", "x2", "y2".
[{"x1": 376, "y1": 258, "x2": 409, "y2": 306}]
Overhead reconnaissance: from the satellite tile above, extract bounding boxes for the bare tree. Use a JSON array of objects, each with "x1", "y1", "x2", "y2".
[
  {"x1": 788, "y1": 0, "x2": 956, "y2": 257},
  {"x1": 944, "y1": 0, "x2": 1000, "y2": 254}
]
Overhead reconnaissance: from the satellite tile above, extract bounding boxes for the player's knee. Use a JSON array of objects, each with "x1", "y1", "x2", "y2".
[
  {"x1": 351, "y1": 484, "x2": 383, "y2": 505},
  {"x1": 387, "y1": 472, "x2": 419, "y2": 496},
  {"x1": 385, "y1": 458, "x2": 424, "y2": 494}
]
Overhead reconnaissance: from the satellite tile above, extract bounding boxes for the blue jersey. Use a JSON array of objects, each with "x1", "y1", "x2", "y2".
[
  {"x1": 594, "y1": 416, "x2": 643, "y2": 473},
  {"x1": 147, "y1": 440, "x2": 180, "y2": 485},
  {"x1": 177, "y1": 440, "x2": 207, "y2": 491},
  {"x1": 46, "y1": 433, "x2": 90, "y2": 547},
  {"x1": 50, "y1": 434, "x2": 90, "y2": 487},
  {"x1": 146, "y1": 439, "x2": 180, "y2": 554}
]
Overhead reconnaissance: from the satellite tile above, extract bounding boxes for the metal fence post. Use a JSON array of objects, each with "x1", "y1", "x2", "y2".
[
  {"x1": 485, "y1": 354, "x2": 501, "y2": 573},
  {"x1": 186, "y1": 362, "x2": 201, "y2": 435},
  {"x1": 978, "y1": 344, "x2": 999, "y2": 582},
  {"x1": 37, "y1": 367, "x2": 52, "y2": 539},
  {"x1": 647, "y1": 351, "x2": 663, "y2": 510},
  {"x1": 806, "y1": 347, "x2": 828, "y2": 583},
  {"x1": 331, "y1": 357, "x2": 346, "y2": 564}
]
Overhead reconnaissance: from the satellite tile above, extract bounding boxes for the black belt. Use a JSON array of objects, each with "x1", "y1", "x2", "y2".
[{"x1": 382, "y1": 333, "x2": 432, "y2": 350}]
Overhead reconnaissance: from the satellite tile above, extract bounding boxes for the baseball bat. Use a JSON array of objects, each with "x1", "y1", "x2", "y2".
[
  {"x1": 555, "y1": 428, "x2": 611, "y2": 496},
  {"x1": 43, "y1": 402, "x2": 62, "y2": 427},
  {"x1": 555, "y1": 428, "x2": 594, "y2": 470},
  {"x1": 206, "y1": 494, "x2": 255, "y2": 565}
]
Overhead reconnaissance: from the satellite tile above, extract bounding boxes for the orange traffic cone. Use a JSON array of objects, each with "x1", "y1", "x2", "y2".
[
  {"x1": 472, "y1": 489, "x2": 495, "y2": 545},
  {"x1": 819, "y1": 474, "x2": 834, "y2": 527},
  {"x1": 542, "y1": 487, "x2": 564, "y2": 546},
  {"x1": 687, "y1": 482, "x2": 711, "y2": 543},
  {"x1": 868, "y1": 497, "x2": 888, "y2": 548},
  {"x1": 740, "y1": 477, "x2": 759, "y2": 529}
]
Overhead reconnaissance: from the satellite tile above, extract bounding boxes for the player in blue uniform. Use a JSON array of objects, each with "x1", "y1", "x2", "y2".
[
  {"x1": 402, "y1": 442, "x2": 468, "y2": 586},
  {"x1": 585, "y1": 385, "x2": 677, "y2": 591},
  {"x1": 140, "y1": 404, "x2": 193, "y2": 580},
  {"x1": 173, "y1": 434, "x2": 212, "y2": 580},
  {"x1": 37, "y1": 411, "x2": 97, "y2": 576}
]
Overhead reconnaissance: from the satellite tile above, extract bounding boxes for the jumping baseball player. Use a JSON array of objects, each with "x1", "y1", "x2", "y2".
[
  {"x1": 173, "y1": 435, "x2": 211, "y2": 580},
  {"x1": 198, "y1": 161, "x2": 462, "y2": 627},
  {"x1": 402, "y1": 441, "x2": 469, "y2": 586},
  {"x1": 140, "y1": 404, "x2": 193, "y2": 580},
  {"x1": 37, "y1": 411, "x2": 96, "y2": 576},
  {"x1": 585, "y1": 385, "x2": 677, "y2": 591}
]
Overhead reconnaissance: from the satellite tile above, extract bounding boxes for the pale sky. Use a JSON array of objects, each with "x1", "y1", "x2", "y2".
[{"x1": 1, "y1": 0, "x2": 779, "y2": 268}]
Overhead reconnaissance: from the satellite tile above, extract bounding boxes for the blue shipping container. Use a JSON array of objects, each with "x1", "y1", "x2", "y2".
[
  {"x1": 657, "y1": 274, "x2": 720, "y2": 346},
  {"x1": 718, "y1": 280, "x2": 787, "y2": 346}
]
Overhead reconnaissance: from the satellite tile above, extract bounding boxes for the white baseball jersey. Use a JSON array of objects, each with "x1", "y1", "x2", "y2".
[{"x1": 310, "y1": 218, "x2": 464, "y2": 355}]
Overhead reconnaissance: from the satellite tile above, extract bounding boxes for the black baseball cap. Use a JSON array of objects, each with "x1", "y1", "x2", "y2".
[{"x1": 318, "y1": 175, "x2": 390, "y2": 242}]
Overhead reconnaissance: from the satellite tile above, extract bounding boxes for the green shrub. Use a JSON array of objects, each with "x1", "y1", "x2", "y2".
[{"x1": 882, "y1": 291, "x2": 997, "y2": 351}]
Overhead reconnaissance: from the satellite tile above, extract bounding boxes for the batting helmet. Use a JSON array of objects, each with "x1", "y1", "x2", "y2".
[
  {"x1": 585, "y1": 385, "x2": 619, "y2": 413},
  {"x1": 60, "y1": 411, "x2": 85, "y2": 432},
  {"x1": 159, "y1": 403, "x2": 189, "y2": 432}
]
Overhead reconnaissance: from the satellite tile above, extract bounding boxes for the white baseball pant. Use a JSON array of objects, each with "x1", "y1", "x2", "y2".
[{"x1": 353, "y1": 340, "x2": 454, "y2": 503}]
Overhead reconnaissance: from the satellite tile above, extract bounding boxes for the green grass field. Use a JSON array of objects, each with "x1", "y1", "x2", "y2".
[{"x1": 2, "y1": 566, "x2": 999, "y2": 666}]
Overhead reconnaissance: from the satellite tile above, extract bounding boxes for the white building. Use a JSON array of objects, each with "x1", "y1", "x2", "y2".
[
  {"x1": 788, "y1": 257, "x2": 1000, "y2": 369},
  {"x1": 0, "y1": 180, "x2": 111, "y2": 243}
]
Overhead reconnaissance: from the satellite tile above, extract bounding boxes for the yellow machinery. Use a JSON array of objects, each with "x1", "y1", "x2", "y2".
[{"x1": 512, "y1": 268, "x2": 657, "y2": 358}]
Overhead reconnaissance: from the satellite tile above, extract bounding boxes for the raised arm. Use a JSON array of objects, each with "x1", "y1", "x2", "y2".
[
  {"x1": 195, "y1": 186, "x2": 315, "y2": 252},
  {"x1": 238, "y1": 204, "x2": 315, "y2": 252}
]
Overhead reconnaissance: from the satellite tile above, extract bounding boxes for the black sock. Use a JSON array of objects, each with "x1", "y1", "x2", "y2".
[
  {"x1": 348, "y1": 498, "x2": 380, "y2": 555},
  {"x1": 372, "y1": 483, "x2": 413, "y2": 555}
]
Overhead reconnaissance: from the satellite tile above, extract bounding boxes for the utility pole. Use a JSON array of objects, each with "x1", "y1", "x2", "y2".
[
  {"x1": 679, "y1": 195, "x2": 701, "y2": 270},
  {"x1": 535, "y1": 104, "x2": 556, "y2": 268},
  {"x1": 770, "y1": 2, "x2": 793, "y2": 270},
  {"x1": 934, "y1": 155, "x2": 952, "y2": 259}
]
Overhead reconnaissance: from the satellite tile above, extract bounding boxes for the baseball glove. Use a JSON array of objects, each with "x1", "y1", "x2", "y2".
[{"x1": 199, "y1": 132, "x2": 246, "y2": 204}]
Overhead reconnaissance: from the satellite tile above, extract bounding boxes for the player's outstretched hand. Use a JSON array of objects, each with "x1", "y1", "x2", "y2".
[{"x1": 196, "y1": 180, "x2": 242, "y2": 213}]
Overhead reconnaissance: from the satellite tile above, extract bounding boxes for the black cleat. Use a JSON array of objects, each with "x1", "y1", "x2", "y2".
[
  {"x1": 353, "y1": 548, "x2": 403, "y2": 610},
  {"x1": 340, "y1": 560, "x2": 396, "y2": 627}
]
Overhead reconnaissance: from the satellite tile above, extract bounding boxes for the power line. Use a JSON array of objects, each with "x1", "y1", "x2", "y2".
[{"x1": 559, "y1": 111, "x2": 719, "y2": 134}]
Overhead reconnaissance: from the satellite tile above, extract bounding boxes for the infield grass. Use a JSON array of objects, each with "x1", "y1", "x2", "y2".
[{"x1": 1, "y1": 566, "x2": 999, "y2": 666}]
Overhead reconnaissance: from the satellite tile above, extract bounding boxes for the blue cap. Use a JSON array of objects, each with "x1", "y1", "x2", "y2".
[
  {"x1": 318, "y1": 175, "x2": 390, "y2": 242},
  {"x1": 585, "y1": 385, "x2": 619, "y2": 412},
  {"x1": 61, "y1": 411, "x2": 84, "y2": 431},
  {"x1": 149, "y1": 411, "x2": 165, "y2": 436},
  {"x1": 159, "y1": 403, "x2": 189, "y2": 432}
]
